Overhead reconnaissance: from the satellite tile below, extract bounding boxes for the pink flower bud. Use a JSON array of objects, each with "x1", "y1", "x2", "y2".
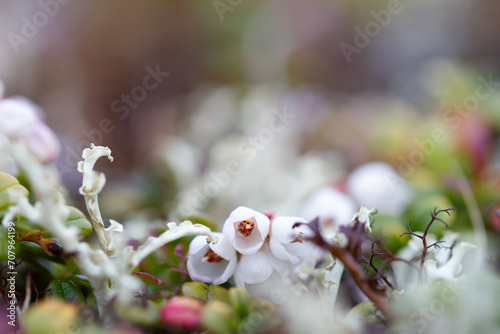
[
  {"x1": 0, "y1": 97, "x2": 39, "y2": 137},
  {"x1": 24, "y1": 120, "x2": 61, "y2": 163},
  {"x1": 160, "y1": 296, "x2": 204, "y2": 329}
]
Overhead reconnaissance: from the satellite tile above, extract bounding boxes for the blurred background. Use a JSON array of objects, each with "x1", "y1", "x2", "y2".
[{"x1": 1, "y1": 0, "x2": 500, "y2": 236}]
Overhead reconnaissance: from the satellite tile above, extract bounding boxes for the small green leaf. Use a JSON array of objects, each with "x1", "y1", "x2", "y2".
[
  {"x1": 11, "y1": 218, "x2": 41, "y2": 234},
  {"x1": 45, "y1": 279, "x2": 85, "y2": 303},
  {"x1": 181, "y1": 281, "x2": 209, "y2": 302},
  {"x1": 18, "y1": 243, "x2": 68, "y2": 277},
  {"x1": 208, "y1": 285, "x2": 229, "y2": 304},
  {"x1": 116, "y1": 300, "x2": 160, "y2": 326},
  {"x1": 66, "y1": 274, "x2": 92, "y2": 288},
  {"x1": 202, "y1": 300, "x2": 235, "y2": 334},
  {"x1": 228, "y1": 287, "x2": 253, "y2": 319},
  {"x1": 19, "y1": 241, "x2": 66, "y2": 265},
  {"x1": 0, "y1": 172, "x2": 29, "y2": 212},
  {"x1": 347, "y1": 301, "x2": 385, "y2": 326},
  {"x1": 238, "y1": 300, "x2": 277, "y2": 334},
  {"x1": 65, "y1": 206, "x2": 93, "y2": 236}
]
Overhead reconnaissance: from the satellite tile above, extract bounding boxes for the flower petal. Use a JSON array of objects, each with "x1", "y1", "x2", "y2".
[
  {"x1": 212, "y1": 256, "x2": 237, "y2": 285},
  {"x1": 188, "y1": 235, "x2": 210, "y2": 255},
  {"x1": 210, "y1": 235, "x2": 237, "y2": 261},
  {"x1": 234, "y1": 249, "x2": 274, "y2": 287}
]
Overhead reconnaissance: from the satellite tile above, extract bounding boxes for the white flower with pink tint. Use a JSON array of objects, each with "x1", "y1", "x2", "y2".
[
  {"x1": 222, "y1": 206, "x2": 270, "y2": 255},
  {"x1": 346, "y1": 162, "x2": 413, "y2": 216},
  {"x1": 186, "y1": 232, "x2": 237, "y2": 285},
  {"x1": 299, "y1": 186, "x2": 357, "y2": 238},
  {"x1": 269, "y1": 216, "x2": 317, "y2": 265},
  {"x1": 0, "y1": 95, "x2": 60, "y2": 164},
  {"x1": 23, "y1": 120, "x2": 61, "y2": 164},
  {"x1": 0, "y1": 97, "x2": 39, "y2": 137}
]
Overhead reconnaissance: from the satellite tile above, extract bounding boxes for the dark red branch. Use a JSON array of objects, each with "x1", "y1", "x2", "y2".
[{"x1": 132, "y1": 272, "x2": 165, "y2": 285}]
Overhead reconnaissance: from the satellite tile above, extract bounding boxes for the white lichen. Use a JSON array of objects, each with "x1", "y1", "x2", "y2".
[{"x1": 1, "y1": 141, "x2": 214, "y2": 318}]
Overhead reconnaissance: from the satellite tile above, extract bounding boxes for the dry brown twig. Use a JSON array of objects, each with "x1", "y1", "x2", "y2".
[{"x1": 295, "y1": 207, "x2": 456, "y2": 323}]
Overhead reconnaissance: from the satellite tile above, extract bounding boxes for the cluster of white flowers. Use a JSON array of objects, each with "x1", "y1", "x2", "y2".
[
  {"x1": 300, "y1": 161, "x2": 414, "y2": 238},
  {"x1": 187, "y1": 206, "x2": 319, "y2": 288},
  {"x1": 0, "y1": 80, "x2": 60, "y2": 173}
]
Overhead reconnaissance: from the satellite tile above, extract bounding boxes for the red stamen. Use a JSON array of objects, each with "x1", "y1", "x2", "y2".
[
  {"x1": 291, "y1": 232, "x2": 304, "y2": 244},
  {"x1": 237, "y1": 220, "x2": 254, "y2": 237},
  {"x1": 202, "y1": 248, "x2": 223, "y2": 263}
]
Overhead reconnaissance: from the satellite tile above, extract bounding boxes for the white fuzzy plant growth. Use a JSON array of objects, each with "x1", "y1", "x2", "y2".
[{"x1": 1, "y1": 142, "x2": 215, "y2": 316}]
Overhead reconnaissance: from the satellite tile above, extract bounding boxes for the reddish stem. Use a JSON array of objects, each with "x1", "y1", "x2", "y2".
[{"x1": 132, "y1": 272, "x2": 165, "y2": 285}]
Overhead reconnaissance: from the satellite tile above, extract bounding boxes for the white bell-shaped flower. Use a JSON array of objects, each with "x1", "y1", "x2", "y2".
[
  {"x1": 24, "y1": 120, "x2": 61, "y2": 164},
  {"x1": 186, "y1": 232, "x2": 237, "y2": 285},
  {"x1": 299, "y1": 186, "x2": 357, "y2": 238},
  {"x1": 346, "y1": 162, "x2": 413, "y2": 216},
  {"x1": 222, "y1": 206, "x2": 270, "y2": 255},
  {"x1": 0, "y1": 97, "x2": 39, "y2": 137},
  {"x1": 269, "y1": 216, "x2": 317, "y2": 265},
  {"x1": 0, "y1": 96, "x2": 60, "y2": 163}
]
